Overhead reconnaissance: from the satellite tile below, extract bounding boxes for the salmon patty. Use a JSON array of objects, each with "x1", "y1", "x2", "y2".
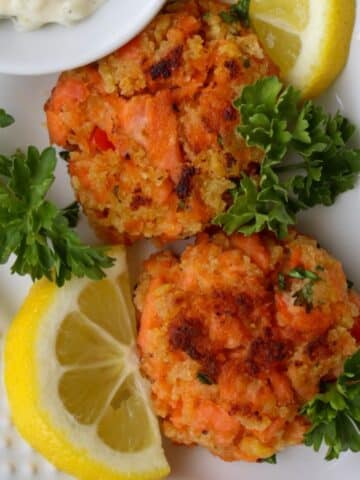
[
  {"x1": 45, "y1": 0, "x2": 277, "y2": 244},
  {"x1": 135, "y1": 231, "x2": 360, "y2": 461}
]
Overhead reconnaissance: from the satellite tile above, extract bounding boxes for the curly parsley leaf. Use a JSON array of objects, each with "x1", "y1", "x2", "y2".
[
  {"x1": 0, "y1": 108, "x2": 15, "y2": 128},
  {"x1": 301, "y1": 349, "x2": 360, "y2": 460},
  {"x1": 0, "y1": 123, "x2": 114, "y2": 286},
  {"x1": 214, "y1": 76, "x2": 360, "y2": 238},
  {"x1": 220, "y1": 0, "x2": 250, "y2": 26},
  {"x1": 213, "y1": 172, "x2": 297, "y2": 239}
]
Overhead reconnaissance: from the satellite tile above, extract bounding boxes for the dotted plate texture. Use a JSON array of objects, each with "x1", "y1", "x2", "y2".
[{"x1": 0, "y1": 317, "x2": 71, "y2": 480}]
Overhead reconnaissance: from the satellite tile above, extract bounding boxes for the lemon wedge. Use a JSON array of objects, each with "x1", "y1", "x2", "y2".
[
  {"x1": 249, "y1": 0, "x2": 356, "y2": 98},
  {"x1": 4, "y1": 246, "x2": 169, "y2": 480}
]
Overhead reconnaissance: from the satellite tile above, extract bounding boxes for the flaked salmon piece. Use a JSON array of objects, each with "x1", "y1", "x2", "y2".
[
  {"x1": 117, "y1": 91, "x2": 183, "y2": 182},
  {"x1": 49, "y1": 76, "x2": 89, "y2": 111},
  {"x1": 230, "y1": 234, "x2": 270, "y2": 271}
]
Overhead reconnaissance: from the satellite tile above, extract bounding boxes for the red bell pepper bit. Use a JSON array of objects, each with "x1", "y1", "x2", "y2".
[{"x1": 90, "y1": 127, "x2": 115, "y2": 151}]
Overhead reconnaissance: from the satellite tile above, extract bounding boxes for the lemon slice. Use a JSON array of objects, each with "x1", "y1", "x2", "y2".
[
  {"x1": 4, "y1": 246, "x2": 169, "y2": 480},
  {"x1": 249, "y1": 0, "x2": 356, "y2": 98}
]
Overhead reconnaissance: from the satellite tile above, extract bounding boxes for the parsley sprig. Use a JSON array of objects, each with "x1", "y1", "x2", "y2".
[
  {"x1": 0, "y1": 112, "x2": 114, "y2": 286},
  {"x1": 214, "y1": 77, "x2": 360, "y2": 238},
  {"x1": 301, "y1": 349, "x2": 360, "y2": 460}
]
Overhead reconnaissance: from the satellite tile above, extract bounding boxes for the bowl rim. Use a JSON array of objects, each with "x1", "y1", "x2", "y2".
[{"x1": 0, "y1": 0, "x2": 166, "y2": 76}]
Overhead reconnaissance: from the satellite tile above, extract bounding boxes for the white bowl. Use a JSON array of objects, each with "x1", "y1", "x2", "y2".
[{"x1": 0, "y1": 0, "x2": 166, "y2": 75}]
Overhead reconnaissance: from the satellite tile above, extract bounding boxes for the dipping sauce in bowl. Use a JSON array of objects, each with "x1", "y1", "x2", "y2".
[
  {"x1": 0, "y1": 0, "x2": 166, "y2": 75},
  {"x1": 0, "y1": 0, "x2": 107, "y2": 30}
]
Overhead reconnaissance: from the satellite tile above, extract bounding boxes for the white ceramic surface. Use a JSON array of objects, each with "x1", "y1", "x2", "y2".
[
  {"x1": 0, "y1": 6, "x2": 360, "y2": 480},
  {"x1": 0, "y1": 0, "x2": 165, "y2": 75}
]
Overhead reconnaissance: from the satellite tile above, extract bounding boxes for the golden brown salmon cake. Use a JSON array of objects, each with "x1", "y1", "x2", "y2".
[
  {"x1": 135, "y1": 231, "x2": 360, "y2": 462},
  {"x1": 45, "y1": 0, "x2": 278, "y2": 244}
]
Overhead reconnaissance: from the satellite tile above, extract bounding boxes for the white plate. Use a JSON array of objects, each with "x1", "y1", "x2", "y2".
[
  {"x1": 1, "y1": 8, "x2": 360, "y2": 480},
  {"x1": 0, "y1": 0, "x2": 165, "y2": 75}
]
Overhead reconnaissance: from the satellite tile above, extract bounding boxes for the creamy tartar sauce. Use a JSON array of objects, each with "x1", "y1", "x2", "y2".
[{"x1": 0, "y1": 0, "x2": 106, "y2": 30}]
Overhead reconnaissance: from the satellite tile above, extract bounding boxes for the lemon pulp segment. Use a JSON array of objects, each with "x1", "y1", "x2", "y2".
[{"x1": 250, "y1": 0, "x2": 356, "y2": 98}]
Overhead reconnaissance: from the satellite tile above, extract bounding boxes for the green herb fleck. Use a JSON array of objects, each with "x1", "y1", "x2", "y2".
[
  {"x1": 278, "y1": 273, "x2": 286, "y2": 291},
  {"x1": 293, "y1": 282, "x2": 315, "y2": 313},
  {"x1": 288, "y1": 268, "x2": 320, "y2": 281},
  {"x1": 260, "y1": 454, "x2": 277, "y2": 464},
  {"x1": 197, "y1": 372, "x2": 214, "y2": 385},
  {"x1": 243, "y1": 58, "x2": 251, "y2": 68},
  {"x1": 220, "y1": 0, "x2": 250, "y2": 26},
  {"x1": 316, "y1": 265, "x2": 325, "y2": 272},
  {"x1": 301, "y1": 349, "x2": 360, "y2": 460},
  {"x1": 59, "y1": 150, "x2": 71, "y2": 162},
  {"x1": 217, "y1": 134, "x2": 224, "y2": 147},
  {"x1": 287, "y1": 268, "x2": 321, "y2": 312}
]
